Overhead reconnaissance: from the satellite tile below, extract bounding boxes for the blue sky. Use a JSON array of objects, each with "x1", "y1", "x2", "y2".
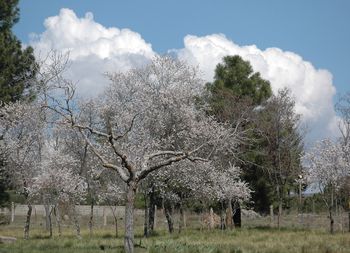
[
  {"x1": 11, "y1": 0, "x2": 350, "y2": 142},
  {"x1": 15, "y1": 0, "x2": 350, "y2": 95}
]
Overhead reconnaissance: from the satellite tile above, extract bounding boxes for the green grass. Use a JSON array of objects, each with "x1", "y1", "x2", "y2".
[
  {"x1": 1, "y1": 226, "x2": 350, "y2": 253},
  {"x1": 1, "y1": 211, "x2": 349, "y2": 253}
]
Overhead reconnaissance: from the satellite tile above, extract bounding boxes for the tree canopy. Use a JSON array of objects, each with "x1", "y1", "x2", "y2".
[
  {"x1": 206, "y1": 55, "x2": 271, "y2": 111},
  {"x1": 0, "y1": 0, "x2": 37, "y2": 103}
]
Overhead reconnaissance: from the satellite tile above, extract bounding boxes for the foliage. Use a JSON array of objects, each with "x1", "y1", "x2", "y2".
[
  {"x1": 0, "y1": 102, "x2": 44, "y2": 198},
  {"x1": 206, "y1": 55, "x2": 271, "y2": 108},
  {"x1": 259, "y1": 88, "x2": 304, "y2": 201},
  {"x1": 0, "y1": 0, "x2": 37, "y2": 103},
  {"x1": 27, "y1": 143, "x2": 87, "y2": 206},
  {"x1": 305, "y1": 139, "x2": 350, "y2": 207},
  {"x1": 205, "y1": 55, "x2": 274, "y2": 213},
  {"x1": 304, "y1": 139, "x2": 350, "y2": 232}
]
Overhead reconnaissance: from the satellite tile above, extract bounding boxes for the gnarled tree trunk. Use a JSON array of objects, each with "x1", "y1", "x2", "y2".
[
  {"x1": 72, "y1": 205, "x2": 81, "y2": 239},
  {"x1": 88, "y1": 202, "x2": 94, "y2": 236},
  {"x1": 164, "y1": 200, "x2": 174, "y2": 234},
  {"x1": 329, "y1": 208, "x2": 334, "y2": 234},
  {"x1": 24, "y1": 204, "x2": 32, "y2": 240},
  {"x1": 220, "y1": 200, "x2": 226, "y2": 230},
  {"x1": 55, "y1": 206, "x2": 62, "y2": 237},
  {"x1": 143, "y1": 192, "x2": 149, "y2": 237},
  {"x1": 179, "y1": 202, "x2": 186, "y2": 233},
  {"x1": 124, "y1": 182, "x2": 136, "y2": 253},
  {"x1": 233, "y1": 201, "x2": 241, "y2": 228},
  {"x1": 44, "y1": 203, "x2": 50, "y2": 231},
  {"x1": 148, "y1": 188, "x2": 156, "y2": 234}
]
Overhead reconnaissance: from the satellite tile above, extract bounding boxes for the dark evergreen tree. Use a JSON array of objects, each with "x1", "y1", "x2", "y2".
[
  {"x1": 0, "y1": 0, "x2": 37, "y2": 103},
  {"x1": 206, "y1": 55, "x2": 274, "y2": 214},
  {"x1": 0, "y1": 0, "x2": 37, "y2": 207}
]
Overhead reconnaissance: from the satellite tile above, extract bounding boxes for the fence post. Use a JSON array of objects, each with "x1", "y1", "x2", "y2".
[
  {"x1": 11, "y1": 202, "x2": 15, "y2": 223},
  {"x1": 103, "y1": 206, "x2": 107, "y2": 226},
  {"x1": 154, "y1": 205, "x2": 157, "y2": 230},
  {"x1": 270, "y1": 205, "x2": 274, "y2": 226}
]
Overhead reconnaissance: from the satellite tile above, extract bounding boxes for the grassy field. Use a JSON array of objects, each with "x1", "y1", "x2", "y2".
[
  {"x1": 1, "y1": 211, "x2": 350, "y2": 253},
  {"x1": 1, "y1": 226, "x2": 350, "y2": 253}
]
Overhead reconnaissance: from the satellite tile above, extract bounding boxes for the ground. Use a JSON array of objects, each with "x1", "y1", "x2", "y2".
[{"x1": 0, "y1": 211, "x2": 349, "y2": 253}]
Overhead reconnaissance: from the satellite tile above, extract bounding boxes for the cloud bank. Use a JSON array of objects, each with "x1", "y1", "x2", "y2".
[
  {"x1": 30, "y1": 8, "x2": 155, "y2": 96},
  {"x1": 175, "y1": 34, "x2": 338, "y2": 142},
  {"x1": 30, "y1": 9, "x2": 338, "y2": 142}
]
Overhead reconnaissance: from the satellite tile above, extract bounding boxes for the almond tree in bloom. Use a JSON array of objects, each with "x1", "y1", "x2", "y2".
[
  {"x1": 0, "y1": 102, "x2": 44, "y2": 239},
  {"x1": 28, "y1": 143, "x2": 87, "y2": 238},
  {"x1": 304, "y1": 139, "x2": 350, "y2": 233},
  {"x1": 43, "y1": 56, "x2": 242, "y2": 253},
  {"x1": 57, "y1": 127, "x2": 103, "y2": 236},
  {"x1": 146, "y1": 160, "x2": 251, "y2": 234},
  {"x1": 208, "y1": 164, "x2": 251, "y2": 229},
  {"x1": 336, "y1": 92, "x2": 350, "y2": 231}
]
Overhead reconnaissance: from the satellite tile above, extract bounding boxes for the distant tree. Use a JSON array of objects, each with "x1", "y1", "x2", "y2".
[
  {"x1": 205, "y1": 55, "x2": 273, "y2": 216},
  {"x1": 0, "y1": 102, "x2": 44, "y2": 239},
  {"x1": 336, "y1": 92, "x2": 350, "y2": 146},
  {"x1": 305, "y1": 139, "x2": 350, "y2": 233},
  {"x1": 335, "y1": 91, "x2": 350, "y2": 231},
  {"x1": 28, "y1": 143, "x2": 87, "y2": 238},
  {"x1": 258, "y1": 88, "x2": 304, "y2": 228}
]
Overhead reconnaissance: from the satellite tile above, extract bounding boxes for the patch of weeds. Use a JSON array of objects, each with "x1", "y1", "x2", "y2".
[
  {"x1": 101, "y1": 233, "x2": 114, "y2": 238},
  {"x1": 63, "y1": 240, "x2": 73, "y2": 248}
]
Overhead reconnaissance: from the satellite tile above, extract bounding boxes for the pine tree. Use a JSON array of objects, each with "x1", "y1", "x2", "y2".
[
  {"x1": 206, "y1": 55, "x2": 274, "y2": 214},
  {"x1": 0, "y1": 0, "x2": 37, "y2": 103}
]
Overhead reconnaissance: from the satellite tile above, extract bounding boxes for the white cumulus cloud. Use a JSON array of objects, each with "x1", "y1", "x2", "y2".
[
  {"x1": 175, "y1": 34, "x2": 338, "y2": 142},
  {"x1": 30, "y1": 8, "x2": 155, "y2": 96}
]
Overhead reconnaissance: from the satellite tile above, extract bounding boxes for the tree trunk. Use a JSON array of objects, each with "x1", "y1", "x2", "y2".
[
  {"x1": 124, "y1": 182, "x2": 136, "y2": 253},
  {"x1": 277, "y1": 200, "x2": 282, "y2": 229},
  {"x1": 55, "y1": 206, "x2": 62, "y2": 237},
  {"x1": 44, "y1": 204, "x2": 50, "y2": 231},
  {"x1": 348, "y1": 211, "x2": 350, "y2": 233},
  {"x1": 233, "y1": 201, "x2": 241, "y2": 228},
  {"x1": 179, "y1": 201, "x2": 186, "y2": 233},
  {"x1": 164, "y1": 201, "x2": 174, "y2": 234},
  {"x1": 226, "y1": 199, "x2": 233, "y2": 229},
  {"x1": 109, "y1": 205, "x2": 119, "y2": 238},
  {"x1": 143, "y1": 193, "x2": 149, "y2": 237},
  {"x1": 220, "y1": 200, "x2": 226, "y2": 230},
  {"x1": 24, "y1": 204, "x2": 32, "y2": 240},
  {"x1": 329, "y1": 208, "x2": 334, "y2": 234},
  {"x1": 72, "y1": 205, "x2": 81, "y2": 239},
  {"x1": 148, "y1": 189, "x2": 156, "y2": 234},
  {"x1": 88, "y1": 202, "x2": 94, "y2": 236},
  {"x1": 209, "y1": 207, "x2": 215, "y2": 230},
  {"x1": 270, "y1": 205, "x2": 274, "y2": 226},
  {"x1": 114, "y1": 214, "x2": 118, "y2": 238},
  {"x1": 276, "y1": 185, "x2": 282, "y2": 230},
  {"x1": 48, "y1": 206, "x2": 52, "y2": 238}
]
